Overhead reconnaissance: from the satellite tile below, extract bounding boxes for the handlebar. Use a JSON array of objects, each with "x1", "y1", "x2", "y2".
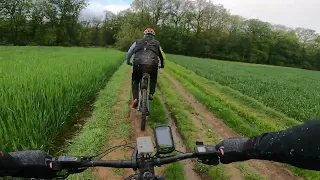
[
  {"x1": 51, "y1": 151, "x2": 218, "y2": 170},
  {"x1": 47, "y1": 138, "x2": 219, "y2": 179},
  {"x1": 79, "y1": 160, "x2": 133, "y2": 168}
]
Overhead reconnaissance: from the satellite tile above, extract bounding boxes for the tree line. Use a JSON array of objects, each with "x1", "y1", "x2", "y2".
[{"x1": 1, "y1": 0, "x2": 320, "y2": 70}]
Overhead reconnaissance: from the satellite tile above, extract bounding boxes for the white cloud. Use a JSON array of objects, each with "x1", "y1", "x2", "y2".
[
  {"x1": 82, "y1": 0, "x2": 320, "y2": 33},
  {"x1": 216, "y1": 0, "x2": 320, "y2": 32},
  {"x1": 81, "y1": 1, "x2": 130, "y2": 20}
]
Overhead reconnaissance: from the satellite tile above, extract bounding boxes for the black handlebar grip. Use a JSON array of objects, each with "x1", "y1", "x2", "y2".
[{"x1": 82, "y1": 160, "x2": 133, "y2": 168}]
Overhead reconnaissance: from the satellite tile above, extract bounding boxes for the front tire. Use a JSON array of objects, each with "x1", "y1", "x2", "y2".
[{"x1": 140, "y1": 89, "x2": 147, "y2": 131}]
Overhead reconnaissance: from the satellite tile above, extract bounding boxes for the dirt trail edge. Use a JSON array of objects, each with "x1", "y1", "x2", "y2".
[
  {"x1": 94, "y1": 74, "x2": 132, "y2": 180},
  {"x1": 161, "y1": 70, "x2": 301, "y2": 180},
  {"x1": 158, "y1": 90, "x2": 201, "y2": 180}
]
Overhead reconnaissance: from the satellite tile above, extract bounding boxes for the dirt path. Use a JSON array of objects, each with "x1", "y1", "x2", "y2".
[
  {"x1": 158, "y1": 91, "x2": 201, "y2": 180},
  {"x1": 94, "y1": 70, "x2": 168, "y2": 179},
  {"x1": 161, "y1": 70, "x2": 301, "y2": 180}
]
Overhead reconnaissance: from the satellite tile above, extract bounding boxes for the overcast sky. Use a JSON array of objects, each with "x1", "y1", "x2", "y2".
[{"x1": 82, "y1": 0, "x2": 320, "y2": 33}]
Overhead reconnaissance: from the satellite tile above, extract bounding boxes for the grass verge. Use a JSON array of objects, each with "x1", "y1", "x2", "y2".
[{"x1": 65, "y1": 63, "x2": 130, "y2": 179}]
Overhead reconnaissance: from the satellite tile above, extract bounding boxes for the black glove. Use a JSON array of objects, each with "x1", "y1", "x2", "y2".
[
  {"x1": 199, "y1": 138, "x2": 255, "y2": 165},
  {"x1": 2, "y1": 150, "x2": 56, "y2": 179},
  {"x1": 160, "y1": 65, "x2": 164, "y2": 69},
  {"x1": 127, "y1": 62, "x2": 133, "y2": 66},
  {"x1": 216, "y1": 138, "x2": 256, "y2": 164}
]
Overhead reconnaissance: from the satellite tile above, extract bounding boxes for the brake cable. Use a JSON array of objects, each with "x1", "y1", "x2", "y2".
[{"x1": 91, "y1": 143, "x2": 136, "y2": 160}]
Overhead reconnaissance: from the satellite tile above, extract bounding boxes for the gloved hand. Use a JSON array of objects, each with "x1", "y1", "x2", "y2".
[
  {"x1": 2, "y1": 150, "x2": 56, "y2": 179},
  {"x1": 199, "y1": 138, "x2": 255, "y2": 165},
  {"x1": 127, "y1": 62, "x2": 133, "y2": 66},
  {"x1": 160, "y1": 65, "x2": 164, "y2": 69},
  {"x1": 216, "y1": 138, "x2": 256, "y2": 164}
]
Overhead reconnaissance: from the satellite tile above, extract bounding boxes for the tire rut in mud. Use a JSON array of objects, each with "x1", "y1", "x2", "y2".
[
  {"x1": 160, "y1": 70, "x2": 300, "y2": 180},
  {"x1": 158, "y1": 90, "x2": 201, "y2": 180}
]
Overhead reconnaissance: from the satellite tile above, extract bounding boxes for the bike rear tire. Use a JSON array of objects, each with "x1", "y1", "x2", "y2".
[{"x1": 140, "y1": 89, "x2": 147, "y2": 131}]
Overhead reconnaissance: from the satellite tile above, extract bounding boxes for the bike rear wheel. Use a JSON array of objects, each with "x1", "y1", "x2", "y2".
[{"x1": 140, "y1": 88, "x2": 147, "y2": 131}]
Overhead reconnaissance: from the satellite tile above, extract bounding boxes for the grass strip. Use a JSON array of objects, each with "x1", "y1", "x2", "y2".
[
  {"x1": 158, "y1": 73, "x2": 229, "y2": 180},
  {"x1": 148, "y1": 96, "x2": 186, "y2": 180},
  {"x1": 66, "y1": 63, "x2": 130, "y2": 179}
]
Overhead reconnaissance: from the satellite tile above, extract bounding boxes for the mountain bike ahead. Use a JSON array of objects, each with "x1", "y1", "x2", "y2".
[
  {"x1": 47, "y1": 125, "x2": 220, "y2": 180},
  {"x1": 136, "y1": 66, "x2": 162, "y2": 131}
]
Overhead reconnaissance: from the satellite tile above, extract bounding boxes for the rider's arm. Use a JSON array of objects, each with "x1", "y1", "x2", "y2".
[
  {"x1": 252, "y1": 118, "x2": 320, "y2": 170},
  {"x1": 0, "y1": 150, "x2": 56, "y2": 178},
  {"x1": 126, "y1": 42, "x2": 136, "y2": 64},
  {"x1": 0, "y1": 151, "x2": 18, "y2": 176},
  {"x1": 215, "y1": 118, "x2": 320, "y2": 170},
  {"x1": 159, "y1": 46, "x2": 166, "y2": 68}
]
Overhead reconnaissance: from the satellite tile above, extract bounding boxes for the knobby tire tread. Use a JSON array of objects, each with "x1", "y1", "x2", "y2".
[{"x1": 141, "y1": 88, "x2": 147, "y2": 131}]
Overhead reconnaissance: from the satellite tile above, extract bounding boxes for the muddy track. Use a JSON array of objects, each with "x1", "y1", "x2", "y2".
[
  {"x1": 158, "y1": 90, "x2": 201, "y2": 180},
  {"x1": 161, "y1": 70, "x2": 301, "y2": 180}
]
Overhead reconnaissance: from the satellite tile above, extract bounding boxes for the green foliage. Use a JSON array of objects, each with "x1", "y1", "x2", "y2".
[
  {"x1": 164, "y1": 163, "x2": 185, "y2": 180},
  {"x1": 0, "y1": 46, "x2": 124, "y2": 152},
  {"x1": 170, "y1": 55, "x2": 320, "y2": 121}
]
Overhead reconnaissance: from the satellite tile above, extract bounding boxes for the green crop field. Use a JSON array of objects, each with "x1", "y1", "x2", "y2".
[
  {"x1": 164, "y1": 59, "x2": 320, "y2": 179},
  {"x1": 0, "y1": 46, "x2": 124, "y2": 151},
  {"x1": 169, "y1": 54, "x2": 320, "y2": 122}
]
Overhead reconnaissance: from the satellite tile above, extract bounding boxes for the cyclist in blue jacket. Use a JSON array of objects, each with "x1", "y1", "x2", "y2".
[{"x1": 126, "y1": 28, "x2": 166, "y2": 107}]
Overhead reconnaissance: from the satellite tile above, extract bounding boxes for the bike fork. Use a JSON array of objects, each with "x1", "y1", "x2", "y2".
[
  {"x1": 138, "y1": 90, "x2": 141, "y2": 112},
  {"x1": 147, "y1": 97, "x2": 150, "y2": 115}
]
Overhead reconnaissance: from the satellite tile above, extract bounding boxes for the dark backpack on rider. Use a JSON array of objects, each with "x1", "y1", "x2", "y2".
[{"x1": 133, "y1": 36, "x2": 161, "y2": 66}]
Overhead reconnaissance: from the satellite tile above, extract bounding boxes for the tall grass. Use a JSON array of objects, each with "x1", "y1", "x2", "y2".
[
  {"x1": 169, "y1": 54, "x2": 320, "y2": 121},
  {"x1": 0, "y1": 46, "x2": 124, "y2": 151}
]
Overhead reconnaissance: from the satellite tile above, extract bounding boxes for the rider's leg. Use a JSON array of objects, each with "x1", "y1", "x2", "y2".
[
  {"x1": 132, "y1": 65, "x2": 142, "y2": 107},
  {"x1": 149, "y1": 66, "x2": 158, "y2": 100}
]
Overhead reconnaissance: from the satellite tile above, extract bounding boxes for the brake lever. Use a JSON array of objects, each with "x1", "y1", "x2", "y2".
[
  {"x1": 50, "y1": 156, "x2": 92, "y2": 171},
  {"x1": 194, "y1": 142, "x2": 220, "y2": 165},
  {"x1": 51, "y1": 156, "x2": 91, "y2": 179}
]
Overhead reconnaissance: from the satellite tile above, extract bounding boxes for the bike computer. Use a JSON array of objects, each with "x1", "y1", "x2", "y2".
[{"x1": 154, "y1": 125, "x2": 175, "y2": 154}]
